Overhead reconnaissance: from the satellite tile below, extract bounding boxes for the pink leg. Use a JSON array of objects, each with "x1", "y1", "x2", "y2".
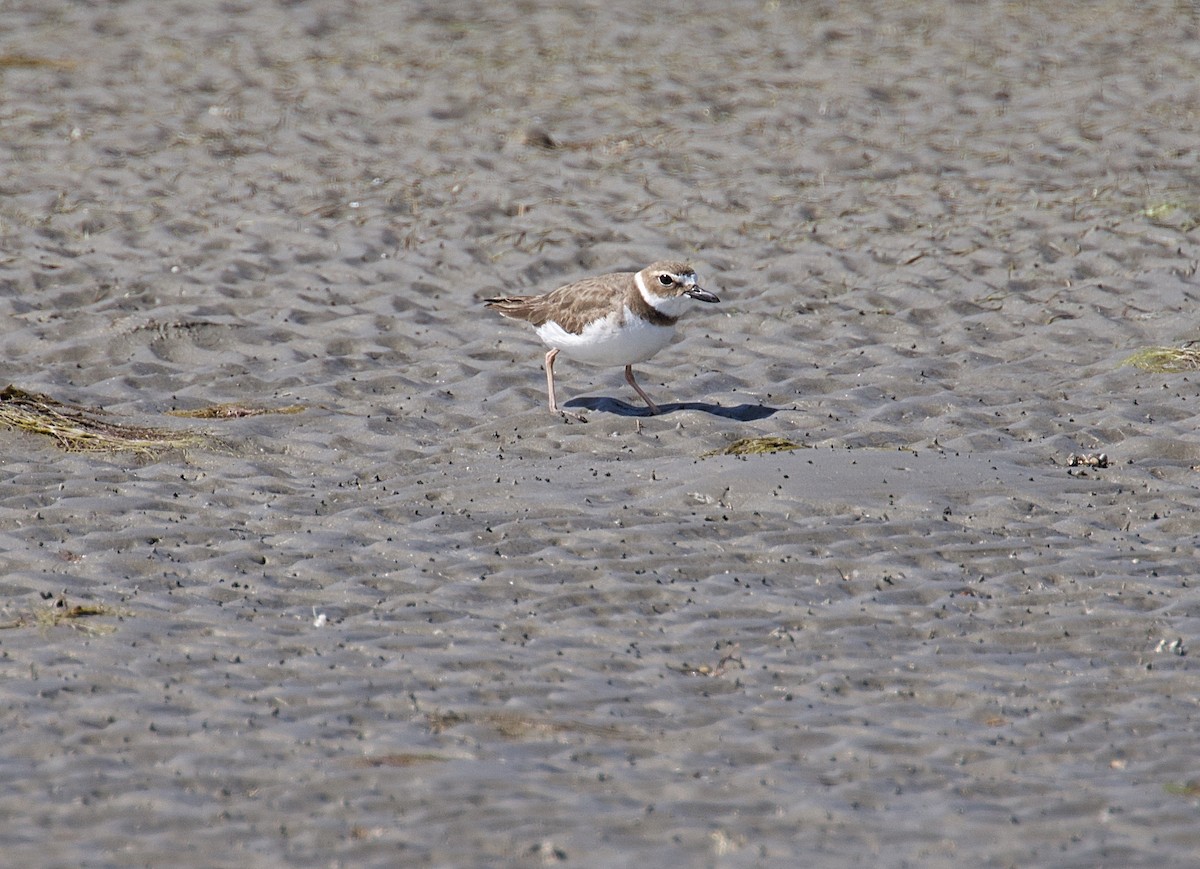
[
  {"x1": 544, "y1": 348, "x2": 560, "y2": 413},
  {"x1": 625, "y1": 365, "x2": 661, "y2": 415}
]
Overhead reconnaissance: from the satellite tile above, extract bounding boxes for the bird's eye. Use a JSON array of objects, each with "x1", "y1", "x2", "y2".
[{"x1": 658, "y1": 274, "x2": 673, "y2": 286}]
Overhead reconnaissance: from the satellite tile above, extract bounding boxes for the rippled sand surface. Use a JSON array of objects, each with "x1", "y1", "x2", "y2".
[{"x1": 2, "y1": 2, "x2": 1199, "y2": 866}]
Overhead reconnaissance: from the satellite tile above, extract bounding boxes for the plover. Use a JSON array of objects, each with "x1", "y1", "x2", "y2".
[{"x1": 485, "y1": 261, "x2": 719, "y2": 415}]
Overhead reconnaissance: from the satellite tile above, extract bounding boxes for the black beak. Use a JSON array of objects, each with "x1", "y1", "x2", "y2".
[{"x1": 686, "y1": 287, "x2": 720, "y2": 303}]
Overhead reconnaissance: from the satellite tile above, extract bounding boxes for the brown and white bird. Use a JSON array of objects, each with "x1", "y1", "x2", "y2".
[{"x1": 484, "y1": 261, "x2": 720, "y2": 415}]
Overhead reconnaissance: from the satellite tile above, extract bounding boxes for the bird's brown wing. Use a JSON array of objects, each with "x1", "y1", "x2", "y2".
[{"x1": 484, "y1": 272, "x2": 635, "y2": 334}]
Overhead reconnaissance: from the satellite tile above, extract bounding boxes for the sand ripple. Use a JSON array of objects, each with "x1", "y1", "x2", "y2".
[{"x1": 2, "y1": 1, "x2": 1199, "y2": 866}]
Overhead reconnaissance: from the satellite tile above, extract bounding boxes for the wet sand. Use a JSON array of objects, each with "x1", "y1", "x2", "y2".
[{"x1": 2, "y1": 1, "x2": 1200, "y2": 866}]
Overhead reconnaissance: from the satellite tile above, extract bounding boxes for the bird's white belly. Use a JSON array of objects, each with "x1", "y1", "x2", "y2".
[{"x1": 536, "y1": 308, "x2": 675, "y2": 366}]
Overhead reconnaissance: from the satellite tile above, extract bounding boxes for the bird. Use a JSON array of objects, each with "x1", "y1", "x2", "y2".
[{"x1": 484, "y1": 260, "x2": 719, "y2": 415}]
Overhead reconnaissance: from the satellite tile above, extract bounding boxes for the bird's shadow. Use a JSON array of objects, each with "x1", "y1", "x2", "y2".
[{"x1": 565, "y1": 396, "x2": 781, "y2": 421}]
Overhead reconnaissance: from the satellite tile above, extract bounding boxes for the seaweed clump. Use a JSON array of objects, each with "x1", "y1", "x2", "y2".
[
  {"x1": 167, "y1": 402, "x2": 305, "y2": 419},
  {"x1": 0, "y1": 385, "x2": 205, "y2": 454},
  {"x1": 1122, "y1": 347, "x2": 1200, "y2": 373},
  {"x1": 0, "y1": 595, "x2": 127, "y2": 635},
  {"x1": 704, "y1": 436, "x2": 806, "y2": 457}
]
